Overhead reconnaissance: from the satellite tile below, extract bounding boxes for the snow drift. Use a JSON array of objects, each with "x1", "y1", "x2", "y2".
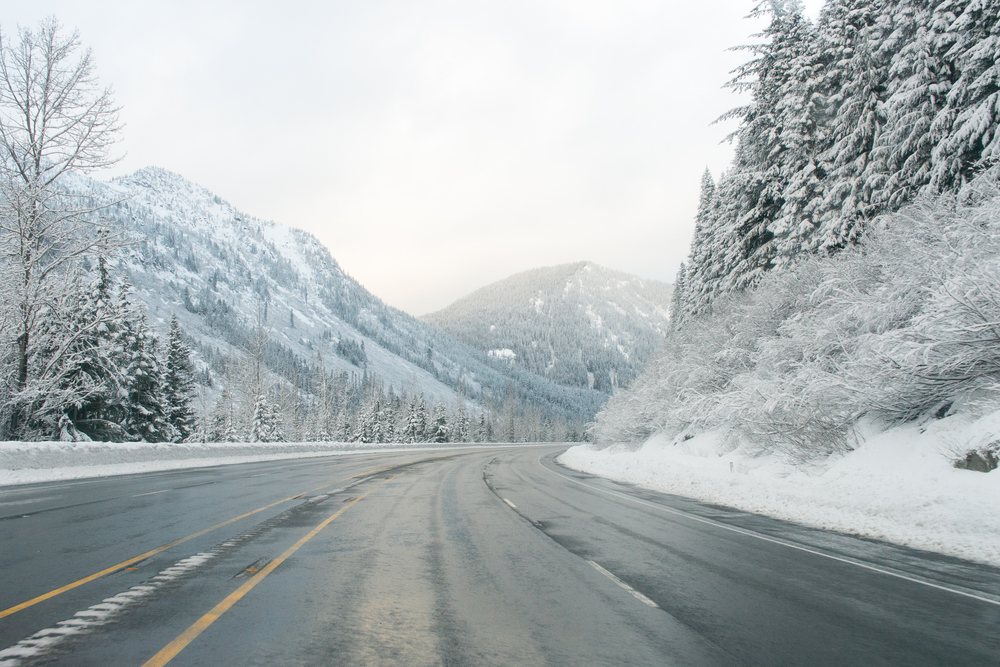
[{"x1": 562, "y1": 411, "x2": 1000, "y2": 567}]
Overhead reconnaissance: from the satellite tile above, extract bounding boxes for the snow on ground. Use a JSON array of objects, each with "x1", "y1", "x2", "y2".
[
  {"x1": 560, "y1": 411, "x2": 1000, "y2": 567},
  {"x1": 0, "y1": 441, "x2": 485, "y2": 487}
]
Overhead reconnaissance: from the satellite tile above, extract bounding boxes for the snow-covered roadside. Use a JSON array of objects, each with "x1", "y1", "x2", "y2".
[
  {"x1": 0, "y1": 441, "x2": 479, "y2": 487},
  {"x1": 560, "y1": 411, "x2": 1000, "y2": 567}
]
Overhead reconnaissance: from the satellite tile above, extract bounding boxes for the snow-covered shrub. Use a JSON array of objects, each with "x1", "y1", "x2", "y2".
[{"x1": 869, "y1": 178, "x2": 1000, "y2": 420}]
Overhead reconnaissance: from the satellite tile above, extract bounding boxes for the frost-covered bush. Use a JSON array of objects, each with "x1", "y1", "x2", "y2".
[{"x1": 591, "y1": 172, "x2": 1000, "y2": 459}]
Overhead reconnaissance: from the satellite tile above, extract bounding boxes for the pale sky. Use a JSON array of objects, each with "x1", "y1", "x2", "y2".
[{"x1": 1, "y1": 0, "x2": 823, "y2": 316}]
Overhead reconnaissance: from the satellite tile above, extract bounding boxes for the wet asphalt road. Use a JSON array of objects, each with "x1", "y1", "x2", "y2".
[{"x1": 1, "y1": 444, "x2": 998, "y2": 666}]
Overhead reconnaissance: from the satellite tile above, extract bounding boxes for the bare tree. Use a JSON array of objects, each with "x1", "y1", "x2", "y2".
[{"x1": 0, "y1": 17, "x2": 122, "y2": 434}]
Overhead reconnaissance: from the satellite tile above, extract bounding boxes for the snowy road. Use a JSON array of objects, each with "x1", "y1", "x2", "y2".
[{"x1": 1, "y1": 445, "x2": 998, "y2": 666}]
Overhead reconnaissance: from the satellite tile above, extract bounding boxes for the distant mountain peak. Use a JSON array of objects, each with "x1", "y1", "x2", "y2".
[{"x1": 421, "y1": 261, "x2": 672, "y2": 393}]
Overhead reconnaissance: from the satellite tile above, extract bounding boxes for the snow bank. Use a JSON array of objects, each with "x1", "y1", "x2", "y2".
[
  {"x1": 0, "y1": 440, "x2": 470, "y2": 487},
  {"x1": 560, "y1": 411, "x2": 1000, "y2": 567}
]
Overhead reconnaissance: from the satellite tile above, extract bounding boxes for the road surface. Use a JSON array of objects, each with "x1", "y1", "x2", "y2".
[{"x1": 1, "y1": 445, "x2": 998, "y2": 666}]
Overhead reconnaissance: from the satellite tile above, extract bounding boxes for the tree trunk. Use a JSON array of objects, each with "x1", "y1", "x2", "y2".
[{"x1": 16, "y1": 329, "x2": 27, "y2": 390}]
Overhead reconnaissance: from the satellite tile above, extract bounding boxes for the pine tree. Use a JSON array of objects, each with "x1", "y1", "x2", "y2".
[
  {"x1": 248, "y1": 393, "x2": 284, "y2": 443},
  {"x1": 681, "y1": 168, "x2": 718, "y2": 319},
  {"x1": 338, "y1": 406, "x2": 352, "y2": 442},
  {"x1": 122, "y1": 314, "x2": 175, "y2": 442},
  {"x1": 816, "y1": 0, "x2": 893, "y2": 248},
  {"x1": 932, "y1": 0, "x2": 1000, "y2": 191},
  {"x1": 449, "y1": 396, "x2": 469, "y2": 442},
  {"x1": 456, "y1": 403, "x2": 470, "y2": 442},
  {"x1": 48, "y1": 264, "x2": 126, "y2": 440},
  {"x1": 476, "y1": 413, "x2": 489, "y2": 443},
  {"x1": 404, "y1": 396, "x2": 427, "y2": 443},
  {"x1": 163, "y1": 314, "x2": 197, "y2": 442},
  {"x1": 224, "y1": 417, "x2": 242, "y2": 443},
  {"x1": 875, "y1": 0, "x2": 955, "y2": 207},
  {"x1": 768, "y1": 8, "x2": 830, "y2": 261},
  {"x1": 380, "y1": 396, "x2": 396, "y2": 442},
  {"x1": 719, "y1": 0, "x2": 818, "y2": 288},
  {"x1": 427, "y1": 401, "x2": 449, "y2": 443},
  {"x1": 208, "y1": 393, "x2": 230, "y2": 442}
]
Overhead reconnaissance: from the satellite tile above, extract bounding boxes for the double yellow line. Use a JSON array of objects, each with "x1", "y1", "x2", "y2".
[
  {"x1": 0, "y1": 465, "x2": 392, "y2": 621},
  {"x1": 142, "y1": 475, "x2": 397, "y2": 667}
]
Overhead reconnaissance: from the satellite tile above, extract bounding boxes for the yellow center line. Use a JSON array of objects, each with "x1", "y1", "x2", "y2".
[
  {"x1": 141, "y1": 474, "x2": 400, "y2": 667},
  {"x1": 0, "y1": 464, "x2": 395, "y2": 620}
]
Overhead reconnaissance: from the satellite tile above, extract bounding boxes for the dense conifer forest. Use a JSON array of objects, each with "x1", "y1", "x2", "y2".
[{"x1": 673, "y1": 0, "x2": 999, "y2": 321}]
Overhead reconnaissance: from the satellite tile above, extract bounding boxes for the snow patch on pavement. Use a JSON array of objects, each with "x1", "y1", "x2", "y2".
[{"x1": 559, "y1": 411, "x2": 1000, "y2": 567}]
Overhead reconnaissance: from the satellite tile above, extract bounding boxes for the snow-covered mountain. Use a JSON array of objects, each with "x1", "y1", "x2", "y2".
[
  {"x1": 79, "y1": 167, "x2": 605, "y2": 430},
  {"x1": 420, "y1": 262, "x2": 672, "y2": 393}
]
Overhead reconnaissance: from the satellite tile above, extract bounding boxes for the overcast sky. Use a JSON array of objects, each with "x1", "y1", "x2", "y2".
[{"x1": 2, "y1": 0, "x2": 823, "y2": 316}]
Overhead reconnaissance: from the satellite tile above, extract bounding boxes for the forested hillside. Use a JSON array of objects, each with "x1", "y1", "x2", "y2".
[
  {"x1": 1, "y1": 165, "x2": 606, "y2": 443},
  {"x1": 421, "y1": 262, "x2": 672, "y2": 393},
  {"x1": 594, "y1": 0, "x2": 1000, "y2": 464},
  {"x1": 107, "y1": 168, "x2": 607, "y2": 442}
]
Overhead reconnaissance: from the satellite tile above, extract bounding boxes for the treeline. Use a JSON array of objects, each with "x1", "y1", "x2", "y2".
[
  {"x1": 198, "y1": 366, "x2": 585, "y2": 444},
  {"x1": 673, "y1": 0, "x2": 1000, "y2": 322}
]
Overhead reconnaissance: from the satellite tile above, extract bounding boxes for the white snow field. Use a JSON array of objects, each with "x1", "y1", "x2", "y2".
[
  {"x1": 561, "y1": 411, "x2": 1000, "y2": 567},
  {"x1": 0, "y1": 441, "x2": 499, "y2": 487}
]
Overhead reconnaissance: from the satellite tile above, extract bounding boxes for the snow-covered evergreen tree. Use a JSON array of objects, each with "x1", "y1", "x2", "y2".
[
  {"x1": 427, "y1": 401, "x2": 449, "y2": 443},
  {"x1": 670, "y1": 262, "x2": 688, "y2": 326},
  {"x1": 718, "y1": 1, "x2": 816, "y2": 288},
  {"x1": 932, "y1": 0, "x2": 1000, "y2": 191},
  {"x1": 816, "y1": 0, "x2": 892, "y2": 248},
  {"x1": 874, "y1": 0, "x2": 954, "y2": 208},
  {"x1": 163, "y1": 314, "x2": 197, "y2": 442},
  {"x1": 404, "y1": 396, "x2": 427, "y2": 443},
  {"x1": 476, "y1": 412, "x2": 489, "y2": 443},
  {"x1": 380, "y1": 395, "x2": 397, "y2": 442},
  {"x1": 208, "y1": 384, "x2": 239, "y2": 442},
  {"x1": 676, "y1": 0, "x2": 1000, "y2": 319},
  {"x1": 336, "y1": 409, "x2": 350, "y2": 442},
  {"x1": 680, "y1": 168, "x2": 718, "y2": 318},
  {"x1": 454, "y1": 399, "x2": 469, "y2": 442},
  {"x1": 352, "y1": 397, "x2": 378, "y2": 444},
  {"x1": 41, "y1": 261, "x2": 128, "y2": 441},
  {"x1": 121, "y1": 313, "x2": 175, "y2": 443},
  {"x1": 248, "y1": 393, "x2": 284, "y2": 443}
]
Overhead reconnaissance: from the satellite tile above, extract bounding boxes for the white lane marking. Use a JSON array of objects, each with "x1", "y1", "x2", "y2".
[
  {"x1": 131, "y1": 489, "x2": 170, "y2": 498},
  {"x1": 0, "y1": 554, "x2": 215, "y2": 666},
  {"x1": 588, "y1": 560, "x2": 659, "y2": 608},
  {"x1": 539, "y1": 454, "x2": 1000, "y2": 608},
  {"x1": 503, "y1": 498, "x2": 517, "y2": 509},
  {"x1": 249, "y1": 473, "x2": 269, "y2": 478}
]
